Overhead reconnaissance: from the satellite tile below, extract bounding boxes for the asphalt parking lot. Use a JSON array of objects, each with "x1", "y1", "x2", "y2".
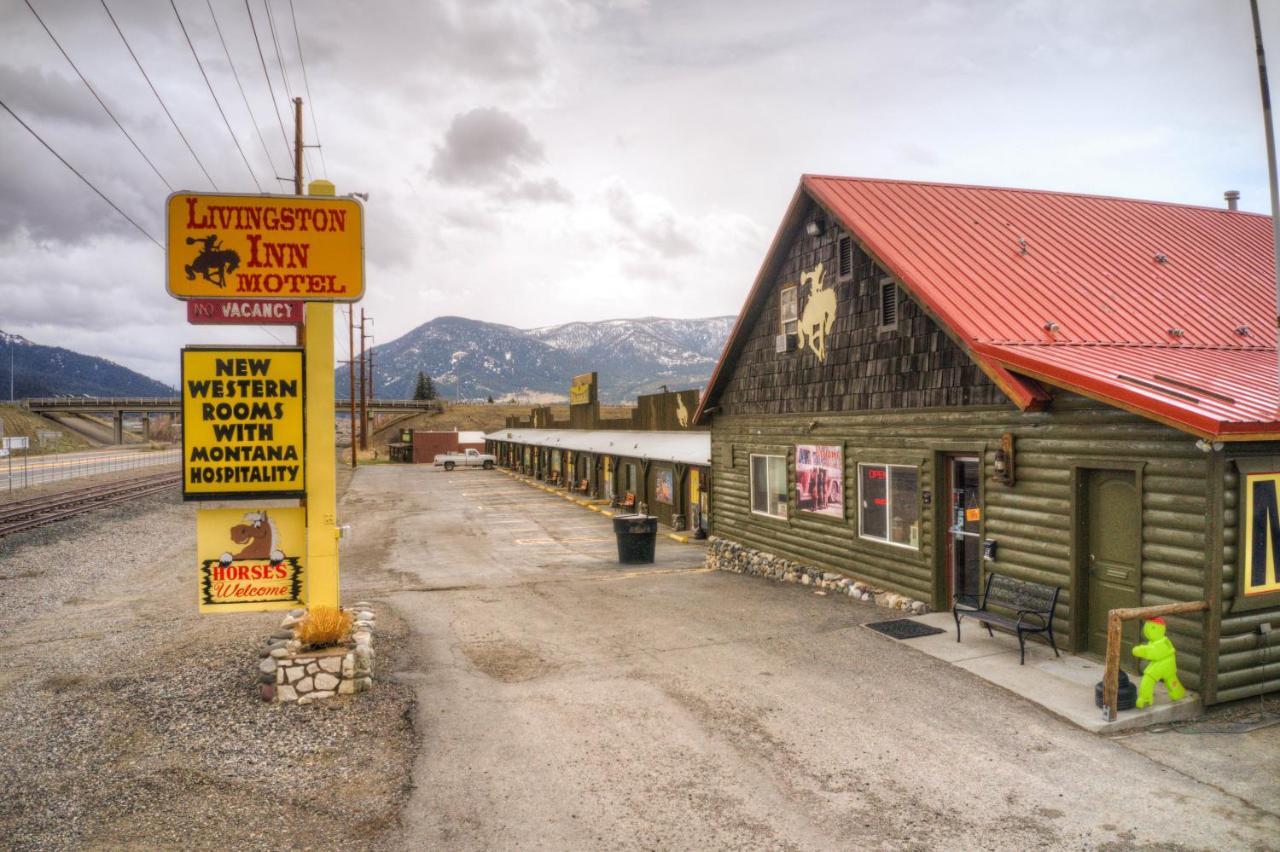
[{"x1": 340, "y1": 464, "x2": 1280, "y2": 851}]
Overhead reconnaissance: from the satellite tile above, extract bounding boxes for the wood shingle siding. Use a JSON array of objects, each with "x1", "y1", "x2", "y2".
[{"x1": 715, "y1": 211, "x2": 1005, "y2": 418}]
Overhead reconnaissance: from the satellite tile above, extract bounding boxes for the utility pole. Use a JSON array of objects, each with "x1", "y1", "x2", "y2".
[
  {"x1": 359, "y1": 308, "x2": 368, "y2": 451},
  {"x1": 1250, "y1": 0, "x2": 1280, "y2": 398},
  {"x1": 294, "y1": 96, "x2": 303, "y2": 196},
  {"x1": 348, "y1": 306, "x2": 357, "y2": 468}
]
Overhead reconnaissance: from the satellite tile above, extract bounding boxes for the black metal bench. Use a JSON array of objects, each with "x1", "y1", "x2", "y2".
[{"x1": 953, "y1": 573, "x2": 1061, "y2": 665}]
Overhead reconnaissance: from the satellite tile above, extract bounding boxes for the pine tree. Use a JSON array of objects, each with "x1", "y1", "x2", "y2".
[
  {"x1": 486, "y1": 394, "x2": 494, "y2": 404},
  {"x1": 413, "y1": 371, "x2": 434, "y2": 401}
]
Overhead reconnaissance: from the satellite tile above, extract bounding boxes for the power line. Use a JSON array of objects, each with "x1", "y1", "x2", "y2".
[
  {"x1": 168, "y1": 0, "x2": 262, "y2": 192},
  {"x1": 100, "y1": 0, "x2": 219, "y2": 190},
  {"x1": 288, "y1": 0, "x2": 327, "y2": 179},
  {"x1": 0, "y1": 96, "x2": 161, "y2": 248},
  {"x1": 23, "y1": 0, "x2": 172, "y2": 192},
  {"x1": 263, "y1": 0, "x2": 312, "y2": 178},
  {"x1": 263, "y1": 0, "x2": 294, "y2": 98},
  {"x1": 206, "y1": 0, "x2": 277, "y2": 178},
  {"x1": 245, "y1": 0, "x2": 292, "y2": 178}
]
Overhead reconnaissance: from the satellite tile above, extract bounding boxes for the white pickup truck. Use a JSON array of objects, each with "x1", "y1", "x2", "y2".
[{"x1": 433, "y1": 448, "x2": 496, "y2": 471}]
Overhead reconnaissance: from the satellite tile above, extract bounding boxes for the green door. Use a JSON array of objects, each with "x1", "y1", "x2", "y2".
[{"x1": 1084, "y1": 469, "x2": 1141, "y2": 664}]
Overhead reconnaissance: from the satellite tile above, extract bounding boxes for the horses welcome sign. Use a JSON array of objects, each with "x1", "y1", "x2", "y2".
[{"x1": 196, "y1": 507, "x2": 305, "y2": 612}]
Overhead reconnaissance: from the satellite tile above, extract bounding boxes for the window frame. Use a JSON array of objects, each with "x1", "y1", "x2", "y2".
[
  {"x1": 857, "y1": 462, "x2": 920, "y2": 550},
  {"x1": 749, "y1": 453, "x2": 789, "y2": 519},
  {"x1": 780, "y1": 284, "x2": 799, "y2": 336}
]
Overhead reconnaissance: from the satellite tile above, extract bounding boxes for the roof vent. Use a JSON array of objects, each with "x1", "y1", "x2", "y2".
[
  {"x1": 1167, "y1": 328, "x2": 1185, "y2": 337},
  {"x1": 1018, "y1": 238, "x2": 1029, "y2": 255},
  {"x1": 1043, "y1": 321, "x2": 1059, "y2": 332},
  {"x1": 1154, "y1": 253, "x2": 1168, "y2": 264},
  {"x1": 1236, "y1": 325, "x2": 1251, "y2": 336},
  {"x1": 1225, "y1": 190, "x2": 1240, "y2": 211}
]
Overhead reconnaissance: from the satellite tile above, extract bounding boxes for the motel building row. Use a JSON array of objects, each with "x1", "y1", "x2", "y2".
[
  {"x1": 486, "y1": 379, "x2": 711, "y2": 534},
  {"x1": 490, "y1": 175, "x2": 1280, "y2": 706}
]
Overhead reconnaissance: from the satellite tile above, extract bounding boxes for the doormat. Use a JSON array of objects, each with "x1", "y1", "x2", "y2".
[{"x1": 864, "y1": 619, "x2": 946, "y2": 640}]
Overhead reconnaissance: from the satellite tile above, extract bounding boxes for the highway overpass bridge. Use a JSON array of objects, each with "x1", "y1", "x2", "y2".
[{"x1": 19, "y1": 397, "x2": 436, "y2": 444}]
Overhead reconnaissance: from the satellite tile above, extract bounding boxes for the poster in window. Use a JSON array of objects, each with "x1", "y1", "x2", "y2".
[
  {"x1": 796, "y1": 445, "x2": 843, "y2": 517},
  {"x1": 1244, "y1": 471, "x2": 1280, "y2": 596},
  {"x1": 656, "y1": 469, "x2": 674, "y2": 504}
]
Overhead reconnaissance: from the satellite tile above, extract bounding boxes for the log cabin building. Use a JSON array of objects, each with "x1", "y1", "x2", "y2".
[
  {"x1": 486, "y1": 374, "x2": 710, "y2": 532},
  {"x1": 695, "y1": 175, "x2": 1280, "y2": 705}
]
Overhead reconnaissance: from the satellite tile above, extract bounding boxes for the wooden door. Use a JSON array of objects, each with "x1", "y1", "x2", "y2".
[{"x1": 1084, "y1": 469, "x2": 1141, "y2": 662}]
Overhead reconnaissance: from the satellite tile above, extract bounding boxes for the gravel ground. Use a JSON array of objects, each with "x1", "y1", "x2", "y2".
[{"x1": 0, "y1": 487, "x2": 418, "y2": 851}]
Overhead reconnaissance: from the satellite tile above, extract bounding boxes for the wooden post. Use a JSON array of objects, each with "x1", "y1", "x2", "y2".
[
  {"x1": 1101, "y1": 600, "x2": 1210, "y2": 722},
  {"x1": 1102, "y1": 612, "x2": 1124, "y2": 721}
]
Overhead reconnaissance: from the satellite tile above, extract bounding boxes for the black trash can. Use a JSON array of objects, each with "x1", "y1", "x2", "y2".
[{"x1": 613, "y1": 514, "x2": 658, "y2": 564}]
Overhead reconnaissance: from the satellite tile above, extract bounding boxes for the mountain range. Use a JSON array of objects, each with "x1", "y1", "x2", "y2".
[
  {"x1": 0, "y1": 330, "x2": 174, "y2": 399},
  {"x1": 336, "y1": 315, "x2": 736, "y2": 403}
]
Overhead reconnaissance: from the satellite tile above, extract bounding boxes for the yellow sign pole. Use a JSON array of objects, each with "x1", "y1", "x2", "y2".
[{"x1": 304, "y1": 179, "x2": 339, "y2": 608}]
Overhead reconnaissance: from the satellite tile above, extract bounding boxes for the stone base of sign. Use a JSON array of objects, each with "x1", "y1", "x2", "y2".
[
  {"x1": 706, "y1": 538, "x2": 930, "y2": 615},
  {"x1": 257, "y1": 602, "x2": 377, "y2": 704}
]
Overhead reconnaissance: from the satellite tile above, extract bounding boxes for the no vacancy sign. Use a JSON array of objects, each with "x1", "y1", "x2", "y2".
[
  {"x1": 181, "y1": 347, "x2": 306, "y2": 500},
  {"x1": 166, "y1": 192, "x2": 364, "y2": 301}
]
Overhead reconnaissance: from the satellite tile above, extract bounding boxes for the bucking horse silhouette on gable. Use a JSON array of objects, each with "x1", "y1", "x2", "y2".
[
  {"x1": 185, "y1": 234, "x2": 240, "y2": 288},
  {"x1": 799, "y1": 262, "x2": 836, "y2": 363}
]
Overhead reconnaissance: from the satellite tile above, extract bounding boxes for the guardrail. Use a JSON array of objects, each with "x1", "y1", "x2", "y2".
[{"x1": 23, "y1": 397, "x2": 179, "y2": 409}]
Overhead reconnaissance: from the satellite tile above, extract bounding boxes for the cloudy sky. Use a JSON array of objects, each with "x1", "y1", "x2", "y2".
[{"x1": 0, "y1": 0, "x2": 1276, "y2": 385}]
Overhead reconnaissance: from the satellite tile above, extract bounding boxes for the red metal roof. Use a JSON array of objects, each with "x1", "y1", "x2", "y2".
[{"x1": 698, "y1": 176, "x2": 1280, "y2": 438}]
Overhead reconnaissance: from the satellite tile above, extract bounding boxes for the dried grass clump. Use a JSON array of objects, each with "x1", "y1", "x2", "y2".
[{"x1": 295, "y1": 605, "x2": 352, "y2": 648}]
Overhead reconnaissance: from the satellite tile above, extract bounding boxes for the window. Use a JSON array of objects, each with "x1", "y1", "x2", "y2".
[
  {"x1": 750, "y1": 454, "x2": 788, "y2": 518},
  {"x1": 837, "y1": 233, "x2": 854, "y2": 281},
  {"x1": 878, "y1": 277, "x2": 898, "y2": 331},
  {"x1": 859, "y1": 463, "x2": 920, "y2": 548},
  {"x1": 780, "y1": 285, "x2": 798, "y2": 336}
]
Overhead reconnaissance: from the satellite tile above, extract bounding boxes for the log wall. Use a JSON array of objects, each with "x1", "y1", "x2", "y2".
[{"x1": 710, "y1": 396, "x2": 1217, "y2": 693}]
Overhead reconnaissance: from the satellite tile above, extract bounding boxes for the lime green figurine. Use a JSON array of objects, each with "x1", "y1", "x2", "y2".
[{"x1": 1131, "y1": 617, "x2": 1186, "y2": 708}]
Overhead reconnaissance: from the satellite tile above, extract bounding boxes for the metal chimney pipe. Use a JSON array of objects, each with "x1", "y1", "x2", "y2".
[{"x1": 1225, "y1": 189, "x2": 1241, "y2": 211}]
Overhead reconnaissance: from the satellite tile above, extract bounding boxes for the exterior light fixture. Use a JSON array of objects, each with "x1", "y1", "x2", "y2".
[
  {"x1": 992, "y1": 432, "x2": 1015, "y2": 485},
  {"x1": 805, "y1": 216, "x2": 826, "y2": 237}
]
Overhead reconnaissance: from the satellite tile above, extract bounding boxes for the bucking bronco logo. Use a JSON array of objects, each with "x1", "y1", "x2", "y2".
[
  {"x1": 799, "y1": 262, "x2": 836, "y2": 363},
  {"x1": 185, "y1": 234, "x2": 240, "y2": 288}
]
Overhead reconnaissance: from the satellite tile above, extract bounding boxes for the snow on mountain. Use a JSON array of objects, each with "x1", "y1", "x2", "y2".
[
  {"x1": 0, "y1": 329, "x2": 174, "y2": 398},
  {"x1": 337, "y1": 315, "x2": 734, "y2": 402}
]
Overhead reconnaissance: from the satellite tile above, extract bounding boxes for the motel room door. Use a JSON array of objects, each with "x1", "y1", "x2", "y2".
[
  {"x1": 946, "y1": 457, "x2": 982, "y2": 605},
  {"x1": 1083, "y1": 468, "x2": 1142, "y2": 662}
]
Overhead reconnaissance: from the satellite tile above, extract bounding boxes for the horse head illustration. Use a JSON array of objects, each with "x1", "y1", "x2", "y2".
[{"x1": 227, "y1": 511, "x2": 282, "y2": 562}]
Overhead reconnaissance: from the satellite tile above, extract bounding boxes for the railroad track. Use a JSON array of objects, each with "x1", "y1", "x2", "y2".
[{"x1": 0, "y1": 471, "x2": 181, "y2": 538}]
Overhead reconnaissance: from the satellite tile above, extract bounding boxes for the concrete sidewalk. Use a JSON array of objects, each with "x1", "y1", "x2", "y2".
[{"x1": 884, "y1": 612, "x2": 1201, "y2": 733}]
